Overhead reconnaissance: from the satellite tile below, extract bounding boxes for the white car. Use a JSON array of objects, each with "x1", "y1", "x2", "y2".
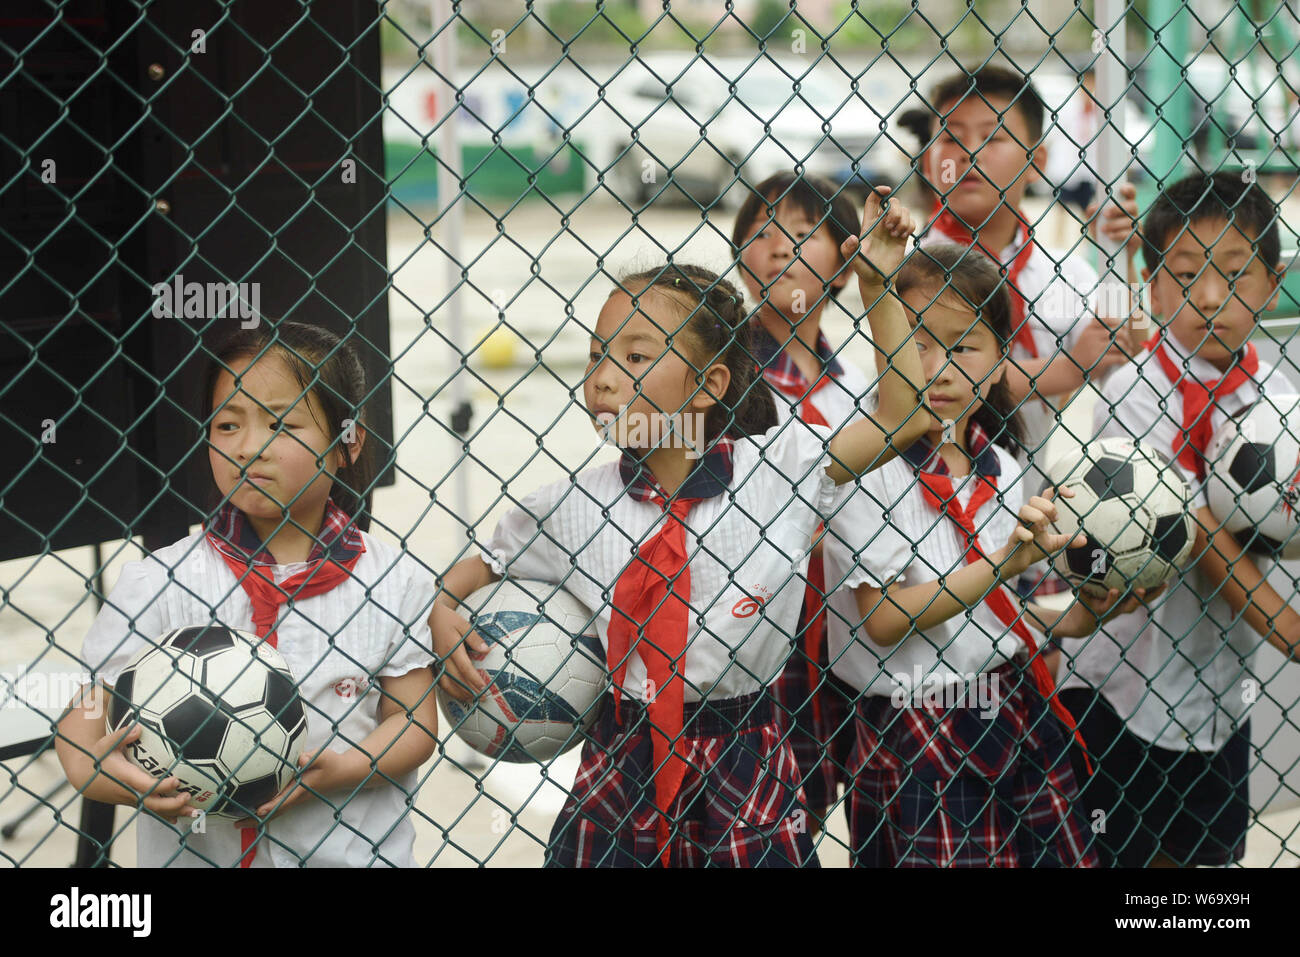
[{"x1": 584, "y1": 53, "x2": 910, "y2": 206}]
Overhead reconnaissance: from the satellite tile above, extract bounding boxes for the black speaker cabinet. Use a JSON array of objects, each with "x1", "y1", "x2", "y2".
[{"x1": 0, "y1": 1, "x2": 392, "y2": 561}]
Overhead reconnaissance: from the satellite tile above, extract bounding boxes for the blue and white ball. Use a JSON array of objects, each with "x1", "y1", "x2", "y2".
[{"x1": 438, "y1": 580, "x2": 606, "y2": 763}]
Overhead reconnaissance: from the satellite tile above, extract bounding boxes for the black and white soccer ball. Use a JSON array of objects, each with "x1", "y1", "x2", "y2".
[
  {"x1": 1046, "y1": 437, "x2": 1195, "y2": 596},
  {"x1": 437, "y1": 579, "x2": 607, "y2": 763},
  {"x1": 1205, "y1": 393, "x2": 1300, "y2": 558},
  {"x1": 106, "y1": 625, "x2": 307, "y2": 819}
]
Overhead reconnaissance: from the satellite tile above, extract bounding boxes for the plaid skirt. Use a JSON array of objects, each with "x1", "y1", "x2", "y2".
[
  {"x1": 847, "y1": 662, "x2": 1099, "y2": 868},
  {"x1": 545, "y1": 692, "x2": 820, "y2": 868},
  {"x1": 767, "y1": 640, "x2": 857, "y2": 819}
]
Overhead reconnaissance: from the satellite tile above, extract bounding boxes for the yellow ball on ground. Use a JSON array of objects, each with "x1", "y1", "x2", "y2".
[{"x1": 476, "y1": 326, "x2": 517, "y2": 369}]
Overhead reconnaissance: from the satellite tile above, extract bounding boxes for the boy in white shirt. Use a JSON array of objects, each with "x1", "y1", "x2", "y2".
[
  {"x1": 1058, "y1": 171, "x2": 1295, "y2": 866},
  {"x1": 915, "y1": 64, "x2": 1134, "y2": 468}
]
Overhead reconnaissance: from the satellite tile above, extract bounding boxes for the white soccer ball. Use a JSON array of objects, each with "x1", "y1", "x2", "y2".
[
  {"x1": 1047, "y1": 437, "x2": 1194, "y2": 596},
  {"x1": 1205, "y1": 393, "x2": 1300, "y2": 558},
  {"x1": 106, "y1": 625, "x2": 307, "y2": 819},
  {"x1": 437, "y1": 579, "x2": 607, "y2": 763}
]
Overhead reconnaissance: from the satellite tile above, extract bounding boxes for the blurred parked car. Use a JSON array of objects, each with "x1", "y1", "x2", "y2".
[{"x1": 583, "y1": 53, "x2": 910, "y2": 206}]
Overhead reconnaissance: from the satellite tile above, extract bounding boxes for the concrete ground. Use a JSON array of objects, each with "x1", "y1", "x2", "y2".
[{"x1": 3, "y1": 188, "x2": 1299, "y2": 866}]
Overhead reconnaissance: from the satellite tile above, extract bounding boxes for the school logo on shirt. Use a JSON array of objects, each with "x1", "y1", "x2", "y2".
[
  {"x1": 333, "y1": 677, "x2": 368, "y2": 699},
  {"x1": 731, "y1": 585, "x2": 772, "y2": 618}
]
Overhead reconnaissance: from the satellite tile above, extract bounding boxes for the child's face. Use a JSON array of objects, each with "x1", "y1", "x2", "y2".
[
  {"x1": 924, "y1": 94, "x2": 1045, "y2": 224},
  {"x1": 208, "y1": 354, "x2": 348, "y2": 524},
  {"x1": 736, "y1": 198, "x2": 847, "y2": 323},
  {"x1": 902, "y1": 285, "x2": 1006, "y2": 443},
  {"x1": 1146, "y1": 218, "x2": 1281, "y2": 370},
  {"x1": 584, "y1": 289, "x2": 729, "y2": 452}
]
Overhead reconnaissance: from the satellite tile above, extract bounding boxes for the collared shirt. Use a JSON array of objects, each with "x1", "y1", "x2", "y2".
[
  {"x1": 822, "y1": 428, "x2": 1033, "y2": 696},
  {"x1": 749, "y1": 321, "x2": 878, "y2": 429},
  {"x1": 1059, "y1": 330, "x2": 1295, "y2": 752},
  {"x1": 205, "y1": 498, "x2": 365, "y2": 566},
  {"x1": 81, "y1": 525, "x2": 437, "y2": 867},
  {"x1": 482, "y1": 421, "x2": 839, "y2": 701},
  {"x1": 918, "y1": 223, "x2": 1102, "y2": 462},
  {"x1": 618, "y1": 434, "x2": 735, "y2": 503}
]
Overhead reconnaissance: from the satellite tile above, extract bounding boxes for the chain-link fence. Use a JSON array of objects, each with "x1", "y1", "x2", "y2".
[{"x1": 2, "y1": 0, "x2": 1300, "y2": 868}]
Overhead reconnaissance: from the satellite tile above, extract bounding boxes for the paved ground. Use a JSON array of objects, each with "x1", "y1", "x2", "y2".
[{"x1": 3, "y1": 189, "x2": 1300, "y2": 866}]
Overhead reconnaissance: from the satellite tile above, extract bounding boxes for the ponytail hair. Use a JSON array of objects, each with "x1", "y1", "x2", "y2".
[
  {"x1": 615, "y1": 264, "x2": 778, "y2": 441},
  {"x1": 895, "y1": 242, "x2": 1025, "y2": 452},
  {"x1": 202, "y1": 320, "x2": 376, "y2": 531}
]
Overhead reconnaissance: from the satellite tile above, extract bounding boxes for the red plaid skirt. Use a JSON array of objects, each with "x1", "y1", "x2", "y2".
[
  {"x1": 545, "y1": 692, "x2": 820, "y2": 867},
  {"x1": 768, "y1": 643, "x2": 857, "y2": 819},
  {"x1": 847, "y1": 662, "x2": 1099, "y2": 867}
]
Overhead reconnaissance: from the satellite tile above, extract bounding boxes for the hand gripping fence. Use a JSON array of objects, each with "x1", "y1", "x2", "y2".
[{"x1": 0, "y1": 0, "x2": 1299, "y2": 868}]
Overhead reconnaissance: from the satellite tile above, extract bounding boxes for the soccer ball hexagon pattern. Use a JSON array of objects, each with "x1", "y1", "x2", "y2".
[
  {"x1": 437, "y1": 579, "x2": 607, "y2": 763},
  {"x1": 1206, "y1": 394, "x2": 1300, "y2": 558},
  {"x1": 106, "y1": 625, "x2": 307, "y2": 818},
  {"x1": 1047, "y1": 437, "x2": 1194, "y2": 596}
]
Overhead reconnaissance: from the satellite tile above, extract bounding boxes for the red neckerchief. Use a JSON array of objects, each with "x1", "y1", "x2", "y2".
[
  {"x1": 906, "y1": 425, "x2": 1092, "y2": 774},
  {"x1": 1145, "y1": 331, "x2": 1260, "y2": 482},
  {"x1": 928, "y1": 201, "x2": 1039, "y2": 358},
  {"x1": 610, "y1": 439, "x2": 733, "y2": 867},
  {"x1": 204, "y1": 499, "x2": 366, "y2": 867}
]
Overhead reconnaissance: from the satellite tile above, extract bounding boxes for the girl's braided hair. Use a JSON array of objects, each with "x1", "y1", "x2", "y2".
[{"x1": 616, "y1": 263, "x2": 777, "y2": 441}]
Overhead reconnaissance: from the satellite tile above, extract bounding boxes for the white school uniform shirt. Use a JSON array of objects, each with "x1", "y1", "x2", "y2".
[
  {"x1": 81, "y1": 530, "x2": 437, "y2": 867},
  {"x1": 480, "y1": 422, "x2": 839, "y2": 701},
  {"x1": 919, "y1": 229, "x2": 1101, "y2": 463},
  {"x1": 1058, "y1": 333, "x2": 1295, "y2": 752},
  {"x1": 822, "y1": 440, "x2": 1033, "y2": 696}
]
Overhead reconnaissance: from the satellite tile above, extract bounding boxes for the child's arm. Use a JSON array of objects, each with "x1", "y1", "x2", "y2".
[
  {"x1": 1002, "y1": 332, "x2": 1130, "y2": 403},
  {"x1": 1003, "y1": 180, "x2": 1145, "y2": 402},
  {"x1": 1193, "y1": 505, "x2": 1300, "y2": 660},
  {"x1": 246, "y1": 666, "x2": 440, "y2": 821},
  {"x1": 826, "y1": 186, "x2": 927, "y2": 483},
  {"x1": 852, "y1": 490, "x2": 1083, "y2": 645},
  {"x1": 1021, "y1": 584, "x2": 1163, "y2": 639},
  {"x1": 55, "y1": 683, "x2": 197, "y2": 824},
  {"x1": 428, "y1": 555, "x2": 502, "y2": 700}
]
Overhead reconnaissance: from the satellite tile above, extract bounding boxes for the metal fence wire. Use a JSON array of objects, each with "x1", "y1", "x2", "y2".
[{"x1": 2, "y1": 0, "x2": 1300, "y2": 867}]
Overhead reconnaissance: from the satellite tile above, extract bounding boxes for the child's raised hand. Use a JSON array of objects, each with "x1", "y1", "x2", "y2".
[
  {"x1": 999, "y1": 487, "x2": 1086, "y2": 580},
  {"x1": 841, "y1": 185, "x2": 915, "y2": 287},
  {"x1": 1086, "y1": 181, "x2": 1142, "y2": 256},
  {"x1": 1073, "y1": 317, "x2": 1133, "y2": 376},
  {"x1": 430, "y1": 601, "x2": 489, "y2": 702}
]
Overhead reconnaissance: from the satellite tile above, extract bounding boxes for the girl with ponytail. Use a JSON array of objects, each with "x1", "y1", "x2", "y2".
[
  {"x1": 430, "y1": 190, "x2": 926, "y2": 867},
  {"x1": 821, "y1": 242, "x2": 1148, "y2": 867}
]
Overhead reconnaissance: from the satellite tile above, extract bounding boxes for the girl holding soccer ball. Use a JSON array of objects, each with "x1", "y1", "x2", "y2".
[
  {"x1": 56, "y1": 321, "x2": 438, "y2": 867},
  {"x1": 432, "y1": 189, "x2": 927, "y2": 867},
  {"x1": 821, "y1": 242, "x2": 1154, "y2": 867}
]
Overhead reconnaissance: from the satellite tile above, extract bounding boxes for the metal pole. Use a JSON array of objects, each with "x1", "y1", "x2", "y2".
[
  {"x1": 429, "y1": 2, "x2": 471, "y2": 536},
  {"x1": 1094, "y1": 0, "x2": 1128, "y2": 315},
  {"x1": 429, "y1": 1, "x2": 484, "y2": 774}
]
